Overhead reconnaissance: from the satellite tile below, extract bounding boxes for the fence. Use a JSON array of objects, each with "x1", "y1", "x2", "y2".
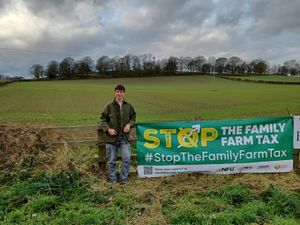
[{"x1": 45, "y1": 124, "x2": 136, "y2": 173}]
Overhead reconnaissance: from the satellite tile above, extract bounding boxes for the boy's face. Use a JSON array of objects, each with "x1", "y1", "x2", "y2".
[{"x1": 115, "y1": 89, "x2": 125, "y2": 101}]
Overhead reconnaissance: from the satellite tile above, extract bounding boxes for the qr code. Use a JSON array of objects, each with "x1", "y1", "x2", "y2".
[{"x1": 144, "y1": 166, "x2": 153, "y2": 175}]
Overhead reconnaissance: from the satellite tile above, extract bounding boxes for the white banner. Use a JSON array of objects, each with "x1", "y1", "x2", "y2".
[
  {"x1": 138, "y1": 160, "x2": 293, "y2": 177},
  {"x1": 294, "y1": 116, "x2": 300, "y2": 149}
]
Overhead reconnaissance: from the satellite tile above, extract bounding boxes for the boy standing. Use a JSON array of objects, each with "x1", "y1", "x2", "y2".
[{"x1": 100, "y1": 84, "x2": 136, "y2": 184}]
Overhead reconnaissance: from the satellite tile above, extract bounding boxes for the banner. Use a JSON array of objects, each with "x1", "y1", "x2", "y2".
[
  {"x1": 294, "y1": 116, "x2": 300, "y2": 149},
  {"x1": 137, "y1": 117, "x2": 293, "y2": 177}
]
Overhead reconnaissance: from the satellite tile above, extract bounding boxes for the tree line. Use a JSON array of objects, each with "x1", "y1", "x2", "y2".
[
  {"x1": 29, "y1": 54, "x2": 300, "y2": 79},
  {"x1": 0, "y1": 74, "x2": 23, "y2": 81}
]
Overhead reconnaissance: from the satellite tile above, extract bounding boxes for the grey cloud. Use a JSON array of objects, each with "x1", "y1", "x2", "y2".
[
  {"x1": 0, "y1": 0, "x2": 9, "y2": 8},
  {"x1": 22, "y1": 0, "x2": 80, "y2": 19},
  {"x1": 215, "y1": 1, "x2": 252, "y2": 26},
  {"x1": 112, "y1": 0, "x2": 216, "y2": 55},
  {"x1": 22, "y1": 0, "x2": 108, "y2": 16},
  {"x1": 138, "y1": 0, "x2": 214, "y2": 27},
  {"x1": 251, "y1": 0, "x2": 300, "y2": 35},
  {"x1": 1, "y1": 0, "x2": 300, "y2": 75}
]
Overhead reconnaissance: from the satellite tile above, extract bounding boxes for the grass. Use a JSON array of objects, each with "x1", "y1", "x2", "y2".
[
  {"x1": 1, "y1": 164, "x2": 300, "y2": 224},
  {"x1": 1, "y1": 75, "x2": 300, "y2": 125}
]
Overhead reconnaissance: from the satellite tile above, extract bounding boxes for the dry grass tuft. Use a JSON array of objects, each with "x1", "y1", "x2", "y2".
[
  {"x1": 0, "y1": 124, "x2": 61, "y2": 173},
  {"x1": 0, "y1": 125, "x2": 99, "y2": 177}
]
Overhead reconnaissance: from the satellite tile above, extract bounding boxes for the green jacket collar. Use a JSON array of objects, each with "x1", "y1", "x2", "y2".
[{"x1": 113, "y1": 98, "x2": 127, "y2": 105}]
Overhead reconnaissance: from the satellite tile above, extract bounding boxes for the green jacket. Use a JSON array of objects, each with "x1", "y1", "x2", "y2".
[{"x1": 100, "y1": 99, "x2": 136, "y2": 143}]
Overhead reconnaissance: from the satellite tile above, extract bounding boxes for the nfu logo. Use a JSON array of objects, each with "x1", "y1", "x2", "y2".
[
  {"x1": 217, "y1": 167, "x2": 235, "y2": 172},
  {"x1": 274, "y1": 164, "x2": 288, "y2": 170},
  {"x1": 239, "y1": 166, "x2": 253, "y2": 171},
  {"x1": 257, "y1": 165, "x2": 270, "y2": 170}
]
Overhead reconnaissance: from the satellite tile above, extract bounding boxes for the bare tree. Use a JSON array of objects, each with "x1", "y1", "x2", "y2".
[
  {"x1": 177, "y1": 57, "x2": 185, "y2": 72},
  {"x1": 195, "y1": 56, "x2": 206, "y2": 72},
  {"x1": 96, "y1": 56, "x2": 110, "y2": 73},
  {"x1": 278, "y1": 66, "x2": 289, "y2": 75},
  {"x1": 46, "y1": 60, "x2": 59, "y2": 79},
  {"x1": 202, "y1": 63, "x2": 210, "y2": 74},
  {"x1": 141, "y1": 54, "x2": 155, "y2": 74},
  {"x1": 132, "y1": 55, "x2": 142, "y2": 72},
  {"x1": 78, "y1": 56, "x2": 94, "y2": 76},
  {"x1": 270, "y1": 64, "x2": 281, "y2": 74},
  {"x1": 117, "y1": 56, "x2": 127, "y2": 72},
  {"x1": 238, "y1": 61, "x2": 247, "y2": 74},
  {"x1": 283, "y1": 59, "x2": 299, "y2": 75},
  {"x1": 165, "y1": 56, "x2": 178, "y2": 73},
  {"x1": 30, "y1": 64, "x2": 44, "y2": 79},
  {"x1": 208, "y1": 56, "x2": 216, "y2": 74},
  {"x1": 215, "y1": 57, "x2": 228, "y2": 74},
  {"x1": 227, "y1": 56, "x2": 242, "y2": 75},
  {"x1": 283, "y1": 59, "x2": 298, "y2": 69},
  {"x1": 110, "y1": 56, "x2": 120, "y2": 71},
  {"x1": 187, "y1": 60, "x2": 197, "y2": 72},
  {"x1": 124, "y1": 54, "x2": 132, "y2": 71},
  {"x1": 59, "y1": 57, "x2": 75, "y2": 78},
  {"x1": 252, "y1": 59, "x2": 269, "y2": 74},
  {"x1": 180, "y1": 57, "x2": 192, "y2": 72}
]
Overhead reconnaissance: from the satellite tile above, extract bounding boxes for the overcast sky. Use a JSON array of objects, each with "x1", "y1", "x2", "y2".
[{"x1": 1, "y1": 0, "x2": 300, "y2": 76}]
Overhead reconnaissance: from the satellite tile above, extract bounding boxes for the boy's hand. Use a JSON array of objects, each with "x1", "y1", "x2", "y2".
[
  {"x1": 108, "y1": 128, "x2": 117, "y2": 136},
  {"x1": 123, "y1": 124, "x2": 131, "y2": 133}
]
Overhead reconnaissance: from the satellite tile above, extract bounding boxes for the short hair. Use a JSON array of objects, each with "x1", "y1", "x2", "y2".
[{"x1": 115, "y1": 84, "x2": 125, "y2": 92}]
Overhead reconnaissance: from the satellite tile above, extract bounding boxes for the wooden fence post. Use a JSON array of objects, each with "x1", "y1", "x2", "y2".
[
  {"x1": 97, "y1": 128, "x2": 107, "y2": 174},
  {"x1": 294, "y1": 149, "x2": 300, "y2": 173}
]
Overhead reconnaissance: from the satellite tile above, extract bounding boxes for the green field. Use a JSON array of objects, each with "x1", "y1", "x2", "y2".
[{"x1": 1, "y1": 75, "x2": 300, "y2": 125}]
